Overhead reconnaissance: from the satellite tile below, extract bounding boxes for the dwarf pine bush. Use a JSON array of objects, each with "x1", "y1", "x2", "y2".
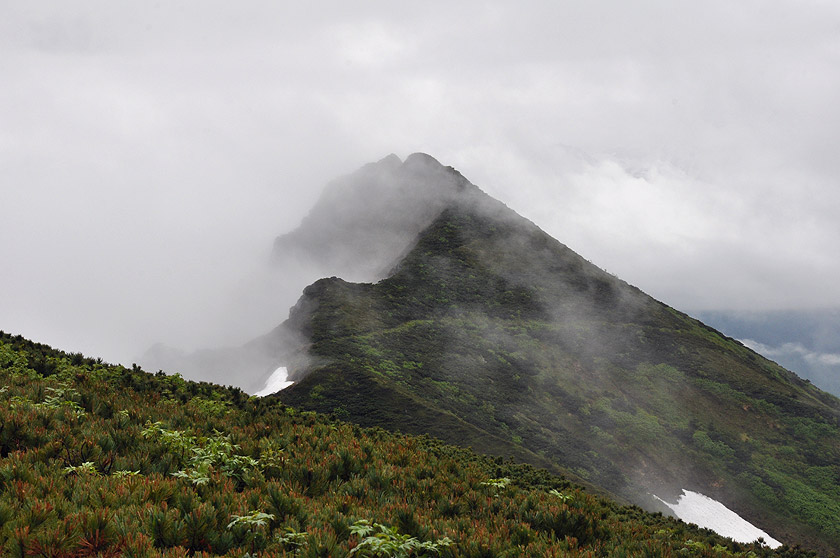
[
  {"x1": 349, "y1": 520, "x2": 452, "y2": 558},
  {"x1": 0, "y1": 332, "x2": 816, "y2": 557}
]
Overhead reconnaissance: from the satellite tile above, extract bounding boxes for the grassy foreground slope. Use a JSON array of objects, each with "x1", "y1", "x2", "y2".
[
  {"x1": 0, "y1": 332, "x2": 817, "y2": 557},
  {"x1": 276, "y1": 203, "x2": 840, "y2": 554}
]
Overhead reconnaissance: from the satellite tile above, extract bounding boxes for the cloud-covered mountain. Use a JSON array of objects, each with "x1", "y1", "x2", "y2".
[
  {"x1": 271, "y1": 153, "x2": 476, "y2": 282},
  {"x1": 144, "y1": 154, "x2": 840, "y2": 553},
  {"x1": 139, "y1": 153, "x2": 482, "y2": 391}
]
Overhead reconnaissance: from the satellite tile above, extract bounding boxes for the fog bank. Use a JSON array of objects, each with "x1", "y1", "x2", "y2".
[{"x1": 3, "y1": 2, "x2": 839, "y2": 365}]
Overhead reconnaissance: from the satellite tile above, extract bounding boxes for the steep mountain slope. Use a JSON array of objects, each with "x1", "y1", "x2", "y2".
[
  {"x1": 139, "y1": 153, "x2": 478, "y2": 391},
  {"x1": 268, "y1": 155, "x2": 840, "y2": 553},
  {"x1": 2, "y1": 331, "x2": 807, "y2": 557}
]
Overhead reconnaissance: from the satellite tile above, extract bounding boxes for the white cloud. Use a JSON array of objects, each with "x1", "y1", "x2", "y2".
[
  {"x1": 741, "y1": 339, "x2": 840, "y2": 367},
  {"x1": 2, "y1": 1, "x2": 840, "y2": 363}
]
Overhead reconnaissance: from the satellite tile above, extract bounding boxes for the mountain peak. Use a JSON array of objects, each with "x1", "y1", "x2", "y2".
[
  {"x1": 403, "y1": 152, "x2": 442, "y2": 168},
  {"x1": 359, "y1": 152, "x2": 444, "y2": 176},
  {"x1": 363, "y1": 153, "x2": 402, "y2": 172},
  {"x1": 270, "y1": 153, "x2": 480, "y2": 284},
  {"x1": 380, "y1": 152, "x2": 402, "y2": 166}
]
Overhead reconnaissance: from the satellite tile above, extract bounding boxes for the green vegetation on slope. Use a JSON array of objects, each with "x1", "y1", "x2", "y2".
[
  {"x1": 0, "y1": 331, "x2": 819, "y2": 557},
  {"x1": 276, "y1": 207, "x2": 840, "y2": 554}
]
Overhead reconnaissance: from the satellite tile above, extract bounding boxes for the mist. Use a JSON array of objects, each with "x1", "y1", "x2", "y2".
[{"x1": 3, "y1": 1, "x2": 840, "y2": 367}]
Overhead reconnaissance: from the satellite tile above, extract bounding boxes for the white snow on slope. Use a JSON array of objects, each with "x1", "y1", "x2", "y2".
[
  {"x1": 655, "y1": 490, "x2": 781, "y2": 548},
  {"x1": 254, "y1": 366, "x2": 294, "y2": 397}
]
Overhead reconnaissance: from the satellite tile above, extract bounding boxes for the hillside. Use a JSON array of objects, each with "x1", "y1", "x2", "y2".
[
  {"x1": 0, "y1": 331, "x2": 814, "y2": 557},
  {"x1": 258, "y1": 156, "x2": 840, "y2": 554}
]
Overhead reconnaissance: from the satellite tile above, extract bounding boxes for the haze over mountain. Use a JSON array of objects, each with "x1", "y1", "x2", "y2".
[
  {"x1": 4, "y1": 3, "x2": 839, "y2": 553},
  {"x1": 140, "y1": 154, "x2": 481, "y2": 389},
  {"x1": 142, "y1": 154, "x2": 840, "y2": 554},
  {"x1": 4, "y1": 3, "x2": 840, "y2": 374}
]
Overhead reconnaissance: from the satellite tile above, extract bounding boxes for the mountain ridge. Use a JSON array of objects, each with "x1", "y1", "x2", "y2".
[
  {"x1": 261, "y1": 155, "x2": 840, "y2": 553},
  {"x1": 139, "y1": 153, "x2": 840, "y2": 553},
  {"x1": 139, "y1": 153, "x2": 482, "y2": 391}
]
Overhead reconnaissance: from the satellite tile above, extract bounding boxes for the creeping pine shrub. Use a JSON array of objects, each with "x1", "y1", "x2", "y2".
[
  {"x1": 112, "y1": 469, "x2": 140, "y2": 478},
  {"x1": 171, "y1": 461, "x2": 213, "y2": 486},
  {"x1": 480, "y1": 477, "x2": 511, "y2": 497},
  {"x1": 227, "y1": 511, "x2": 275, "y2": 556},
  {"x1": 63, "y1": 461, "x2": 98, "y2": 476},
  {"x1": 9, "y1": 385, "x2": 86, "y2": 418},
  {"x1": 276, "y1": 527, "x2": 308, "y2": 554},
  {"x1": 143, "y1": 422, "x2": 260, "y2": 486},
  {"x1": 40, "y1": 386, "x2": 85, "y2": 413},
  {"x1": 189, "y1": 397, "x2": 231, "y2": 417},
  {"x1": 226, "y1": 511, "x2": 275, "y2": 530},
  {"x1": 349, "y1": 520, "x2": 452, "y2": 558},
  {"x1": 141, "y1": 421, "x2": 196, "y2": 457},
  {"x1": 549, "y1": 488, "x2": 572, "y2": 503}
]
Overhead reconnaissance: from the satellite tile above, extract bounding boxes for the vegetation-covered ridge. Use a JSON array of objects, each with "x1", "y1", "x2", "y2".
[
  {"x1": 0, "y1": 331, "x2": 819, "y2": 557},
  {"x1": 275, "y1": 205, "x2": 840, "y2": 555}
]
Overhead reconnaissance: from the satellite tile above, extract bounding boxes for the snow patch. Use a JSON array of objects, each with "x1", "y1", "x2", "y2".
[
  {"x1": 654, "y1": 490, "x2": 781, "y2": 548},
  {"x1": 254, "y1": 366, "x2": 294, "y2": 397}
]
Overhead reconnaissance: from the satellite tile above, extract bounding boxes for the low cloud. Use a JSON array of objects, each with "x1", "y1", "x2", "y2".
[
  {"x1": 2, "y1": 2, "x2": 840, "y2": 365},
  {"x1": 740, "y1": 339, "x2": 840, "y2": 367}
]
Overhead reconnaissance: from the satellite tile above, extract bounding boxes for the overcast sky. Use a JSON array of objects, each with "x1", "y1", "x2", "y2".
[{"x1": 2, "y1": 1, "x2": 839, "y2": 365}]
